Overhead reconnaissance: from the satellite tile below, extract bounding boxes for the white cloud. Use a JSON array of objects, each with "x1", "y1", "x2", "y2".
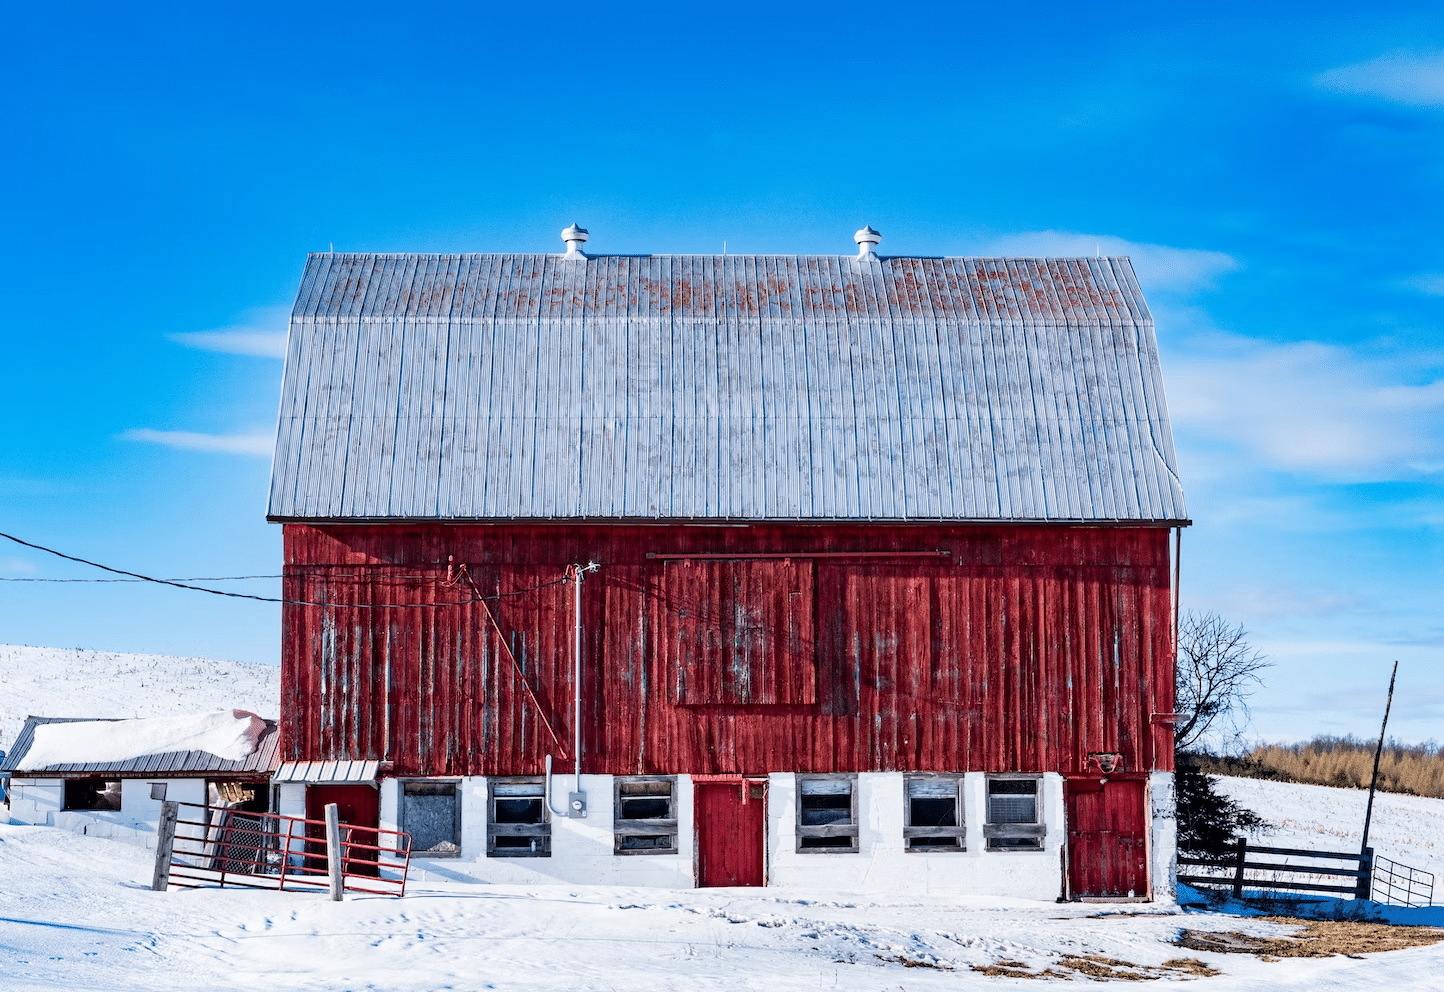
[
  {"x1": 1400, "y1": 273, "x2": 1444, "y2": 296},
  {"x1": 1205, "y1": 581, "x2": 1367, "y2": 622},
  {"x1": 169, "y1": 304, "x2": 290, "y2": 358},
  {"x1": 1166, "y1": 333, "x2": 1444, "y2": 479},
  {"x1": 121, "y1": 429, "x2": 273, "y2": 457},
  {"x1": 980, "y1": 231, "x2": 1237, "y2": 294},
  {"x1": 1315, "y1": 50, "x2": 1444, "y2": 107},
  {"x1": 1, "y1": 556, "x2": 37, "y2": 575}
]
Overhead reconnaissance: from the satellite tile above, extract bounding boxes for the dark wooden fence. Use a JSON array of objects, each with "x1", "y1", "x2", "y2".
[{"x1": 1179, "y1": 839, "x2": 1373, "y2": 900}]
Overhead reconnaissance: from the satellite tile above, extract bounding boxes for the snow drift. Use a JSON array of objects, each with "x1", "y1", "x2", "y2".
[{"x1": 17, "y1": 709, "x2": 267, "y2": 770}]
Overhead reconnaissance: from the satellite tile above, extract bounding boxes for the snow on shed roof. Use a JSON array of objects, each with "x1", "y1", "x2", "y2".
[
  {"x1": 1, "y1": 715, "x2": 280, "y2": 777},
  {"x1": 268, "y1": 252, "x2": 1187, "y2": 523}
]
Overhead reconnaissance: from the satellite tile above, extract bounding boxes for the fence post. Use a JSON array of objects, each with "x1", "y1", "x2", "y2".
[
  {"x1": 1231, "y1": 837, "x2": 1247, "y2": 899},
  {"x1": 325, "y1": 803, "x2": 343, "y2": 901},
  {"x1": 1357, "y1": 846, "x2": 1374, "y2": 901},
  {"x1": 151, "y1": 800, "x2": 179, "y2": 892}
]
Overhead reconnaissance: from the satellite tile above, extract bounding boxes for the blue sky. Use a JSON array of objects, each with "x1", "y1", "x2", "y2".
[{"x1": 2, "y1": 3, "x2": 1441, "y2": 744}]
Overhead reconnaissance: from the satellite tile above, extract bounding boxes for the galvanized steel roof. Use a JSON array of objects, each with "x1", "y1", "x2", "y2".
[
  {"x1": 268, "y1": 253, "x2": 1187, "y2": 523},
  {"x1": 273, "y1": 760, "x2": 380, "y2": 783},
  {"x1": 1, "y1": 716, "x2": 280, "y2": 777}
]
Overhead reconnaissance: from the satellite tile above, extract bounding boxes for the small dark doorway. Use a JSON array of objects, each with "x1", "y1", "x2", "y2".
[
  {"x1": 695, "y1": 781, "x2": 766, "y2": 887},
  {"x1": 1066, "y1": 778, "x2": 1149, "y2": 899},
  {"x1": 307, "y1": 784, "x2": 381, "y2": 877}
]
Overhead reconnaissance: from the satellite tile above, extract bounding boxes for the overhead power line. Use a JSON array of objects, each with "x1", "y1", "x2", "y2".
[{"x1": 0, "y1": 531, "x2": 568, "y2": 609}]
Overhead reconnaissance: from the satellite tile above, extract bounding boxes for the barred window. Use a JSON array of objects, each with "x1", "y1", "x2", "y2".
[
  {"x1": 984, "y1": 776, "x2": 1045, "y2": 851},
  {"x1": 402, "y1": 780, "x2": 461, "y2": 857},
  {"x1": 796, "y1": 775, "x2": 858, "y2": 852},
  {"x1": 487, "y1": 779, "x2": 550, "y2": 857},
  {"x1": 613, "y1": 777, "x2": 678, "y2": 855},
  {"x1": 904, "y1": 776, "x2": 965, "y2": 852}
]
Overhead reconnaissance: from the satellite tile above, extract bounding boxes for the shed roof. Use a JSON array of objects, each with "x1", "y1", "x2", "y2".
[
  {"x1": 1, "y1": 716, "x2": 280, "y2": 777},
  {"x1": 268, "y1": 252, "x2": 1187, "y2": 523}
]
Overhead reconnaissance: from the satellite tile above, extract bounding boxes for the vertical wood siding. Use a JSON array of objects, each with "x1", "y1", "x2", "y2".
[{"x1": 280, "y1": 524, "x2": 1174, "y2": 777}]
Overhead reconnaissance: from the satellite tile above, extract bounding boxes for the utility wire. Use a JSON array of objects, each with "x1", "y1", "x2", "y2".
[
  {"x1": 0, "y1": 575, "x2": 282, "y2": 583},
  {"x1": 0, "y1": 531, "x2": 568, "y2": 609}
]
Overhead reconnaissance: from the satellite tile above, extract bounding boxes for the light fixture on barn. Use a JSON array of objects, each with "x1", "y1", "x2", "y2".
[
  {"x1": 546, "y1": 560, "x2": 600, "y2": 818},
  {"x1": 1089, "y1": 752, "x2": 1124, "y2": 776}
]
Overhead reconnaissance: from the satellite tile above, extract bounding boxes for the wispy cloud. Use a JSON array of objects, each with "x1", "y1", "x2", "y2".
[
  {"x1": 1167, "y1": 333, "x2": 1444, "y2": 480},
  {"x1": 1315, "y1": 50, "x2": 1444, "y2": 107},
  {"x1": 1, "y1": 556, "x2": 37, "y2": 575},
  {"x1": 121, "y1": 429, "x2": 273, "y2": 457},
  {"x1": 979, "y1": 231, "x2": 1237, "y2": 294},
  {"x1": 1205, "y1": 581, "x2": 1367, "y2": 622},
  {"x1": 169, "y1": 304, "x2": 289, "y2": 358},
  {"x1": 1400, "y1": 273, "x2": 1444, "y2": 296}
]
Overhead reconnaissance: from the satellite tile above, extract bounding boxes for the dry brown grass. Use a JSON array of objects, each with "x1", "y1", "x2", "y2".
[
  {"x1": 967, "y1": 955, "x2": 1220, "y2": 981},
  {"x1": 1198, "y1": 736, "x2": 1444, "y2": 798},
  {"x1": 1177, "y1": 917, "x2": 1444, "y2": 959}
]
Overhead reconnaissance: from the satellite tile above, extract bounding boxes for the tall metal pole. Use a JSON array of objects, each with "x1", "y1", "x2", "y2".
[{"x1": 1361, "y1": 661, "x2": 1398, "y2": 856}]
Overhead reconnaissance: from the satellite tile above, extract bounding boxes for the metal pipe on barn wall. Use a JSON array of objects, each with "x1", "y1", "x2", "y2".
[{"x1": 547, "y1": 561, "x2": 600, "y2": 818}]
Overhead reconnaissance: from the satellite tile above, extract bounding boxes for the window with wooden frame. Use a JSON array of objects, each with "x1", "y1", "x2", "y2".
[
  {"x1": 487, "y1": 778, "x2": 550, "y2": 858},
  {"x1": 796, "y1": 774, "x2": 858, "y2": 852},
  {"x1": 613, "y1": 776, "x2": 678, "y2": 855},
  {"x1": 401, "y1": 780, "x2": 462, "y2": 857},
  {"x1": 63, "y1": 778, "x2": 121, "y2": 811},
  {"x1": 904, "y1": 775, "x2": 965, "y2": 852},
  {"x1": 984, "y1": 776, "x2": 1045, "y2": 851}
]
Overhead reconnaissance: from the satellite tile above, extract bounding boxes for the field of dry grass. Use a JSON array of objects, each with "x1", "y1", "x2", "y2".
[{"x1": 1198, "y1": 736, "x2": 1444, "y2": 798}]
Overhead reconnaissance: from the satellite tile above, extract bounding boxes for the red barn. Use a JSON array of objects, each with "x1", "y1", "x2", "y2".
[{"x1": 267, "y1": 226, "x2": 1188, "y2": 899}]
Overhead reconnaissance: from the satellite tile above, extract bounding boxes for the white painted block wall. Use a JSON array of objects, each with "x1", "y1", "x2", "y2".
[
  {"x1": 1150, "y1": 771, "x2": 1177, "y2": 903},
  {"x1": 6, "y1": 776, "x2": 206, "y2": 848},
  {"x1": 374, "y1": 771, "x2": 1094, "y2": 900},
  {"x1": 767, "y1": 772, "x2": 1065, "y2": 897}
]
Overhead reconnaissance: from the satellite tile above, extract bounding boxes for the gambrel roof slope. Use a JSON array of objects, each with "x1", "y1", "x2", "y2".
[{"x1": 268, "y1": 252, "x2": 1187, "y2": 523}]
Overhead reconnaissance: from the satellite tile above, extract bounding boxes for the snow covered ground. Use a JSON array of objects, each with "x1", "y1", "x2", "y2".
[
  {"x1": 2, "y1": 820, "x2": 1443, "y2": 992},
  {"x1": 5, "y1": 776, "x2": 1444, "y2": 991},
  {"x1": 0, "y1": 645, "x2": 279, "y2": 750}
]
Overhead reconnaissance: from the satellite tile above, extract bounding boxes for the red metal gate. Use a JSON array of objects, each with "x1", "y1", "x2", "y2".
[
  {"x1": 1066, "y1": 777, "x2": 1149, "y2": 899},
  {"x1": 695, "y1": 781, "x2": 766, "y2": 887}
]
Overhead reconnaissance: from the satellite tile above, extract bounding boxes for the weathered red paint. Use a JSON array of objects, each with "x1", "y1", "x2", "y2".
[
  {"x1": 695, "y1": 783, "x2": 767, "y2": 887},
  {"x1": 280, "y1": 523, "x2": 1175, "y2": 778},
  {"x1": 1065, "y1": 777, "x2": 1149, "y2": 898}
]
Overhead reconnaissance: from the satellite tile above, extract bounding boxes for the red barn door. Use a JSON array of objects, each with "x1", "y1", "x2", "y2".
[
  {"x1": 695, "y1": 782, "x2": 766, "y2": 887},
  {"x1": 307, "y1": 784, "x2": 381, "y2": 877},
  {"x1": 1066, "y1": 778, "x2": 1149, "y2": 899}
]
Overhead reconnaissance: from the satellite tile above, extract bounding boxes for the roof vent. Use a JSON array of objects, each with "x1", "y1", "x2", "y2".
[
  {"x1": 854, "y1": 225, "x2": 881, "y2": 260},
  {"x1": 561, "y1": 223, "x2": 589, "y2": 260}
]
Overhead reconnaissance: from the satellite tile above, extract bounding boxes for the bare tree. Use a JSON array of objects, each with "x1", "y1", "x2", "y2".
[{"x1": 1175, "y1": 611, "x2": 1270, "y2": 754}]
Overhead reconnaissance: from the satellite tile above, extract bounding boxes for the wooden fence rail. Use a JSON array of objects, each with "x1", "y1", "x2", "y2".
[{"x1": 1178, "y1": 838, "x2": 1374, "y2": 900}]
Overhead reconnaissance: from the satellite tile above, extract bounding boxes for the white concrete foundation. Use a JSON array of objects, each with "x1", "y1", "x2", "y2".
[
  {"x1": 6, "y1": 776, "x2": 208, "y2": 848},
  {"x1": 380, "y1": 771, "x2": 1076, "y2": 899},
  {"x1": 1149, "y1": 771, "x2": 1178, "y2": 903}
]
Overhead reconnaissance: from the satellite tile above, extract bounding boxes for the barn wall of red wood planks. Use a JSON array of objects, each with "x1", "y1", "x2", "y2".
[{"x1": 281, "y1": 523, "x2": 1174, "y2": 779}]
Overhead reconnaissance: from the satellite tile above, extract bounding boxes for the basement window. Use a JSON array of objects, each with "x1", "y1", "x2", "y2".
[
  {"x1": 904, "y1": 776, "x2": 965, "y2": 852},
  {"x1": 796, "y1": 775, "x2": 858, "y2": 853},
  {"x1": 614, "y1": 776, "x2": 678, "y2": 855},
  {"x1": 984, "y1": 776, "x2": 1045, "y2": 851},
  {"x1": 487, "y1": 779, "x2": 550, "y2": 858},
  {"x1": 402, "y1": 780, "x2": 462, "y2": 857},
  {"x1": 63, "y1": 778, "x2": 122, "y2": 812}
]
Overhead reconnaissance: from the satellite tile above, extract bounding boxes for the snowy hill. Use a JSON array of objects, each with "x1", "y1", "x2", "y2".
[
  {"x1": 0, "y1": 644, "x2": 279, "y2": 751},
  {"x1": 1215, "y1": 774, "x2": 1444, "y2": 887}
]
